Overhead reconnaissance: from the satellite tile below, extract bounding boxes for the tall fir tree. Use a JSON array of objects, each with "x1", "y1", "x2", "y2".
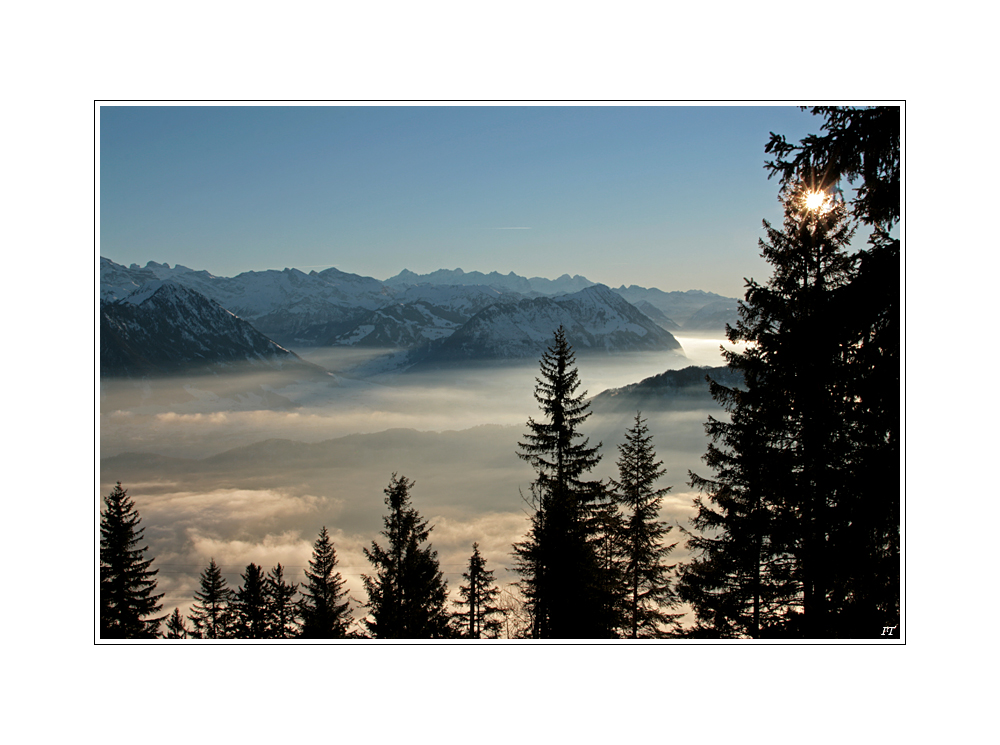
[
  {"x1": 265, "y1": 563, "x2": 300, "y2": 639},
  {"x1": 680, "y1": 177, "x2": 861, "y2": 638},
  {"x1": 299, "y1": 527, "x2": 352, "y2": 639},
  {"x1": 363, "y1": 474, "x2": 452, "y2": 639},
  {"x1": 610, "y1": 413, "x2": 681, "y2": 638},
  {"x1": 165, "y1": 607, "x2": 189, "y2": 639},
  {"x1": 233, "y1": 563, "x2": 269, "y2": 639},
  {"x1": 188, "y1": 558, "x2": 235, "y2": 639},
  {"x1": 453, "y1": 543, "x2": 502, "y2": 639},
  {"x1": 513, "y1": 326, "x2": 608, "y2": 638},
  {"x1": 100, "y1": 482, "x2": 165, "y2": 638}
]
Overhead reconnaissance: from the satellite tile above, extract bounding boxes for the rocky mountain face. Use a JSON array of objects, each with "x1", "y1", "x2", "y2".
[{"x1": 100, "y1": 280, "x2": 322, "y2": 378}]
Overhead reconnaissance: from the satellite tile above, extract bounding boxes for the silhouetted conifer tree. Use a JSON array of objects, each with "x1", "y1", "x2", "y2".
[
  {"x1": 681, "y1": 174, "x2": 865, "y2": 638},
  {"x1": 100, "y1": 482, "x2": 165, "y2": 638},
  {"x1": 766, "y1": 106, "x2": 900, "y2": 635},
  {"x1": 299, "y1": 527, "x2": 352, "y2": 638},
  {"x1": 513, "y1": 326, "x2": 607, "y2": 638},
  {"x1": 363, "y1": 474, "x2": 452, "y2": 638},
  {"x1": 233, "y1": 563, "x2": 269, "y2": 639},
  {"x1": 592, "y1": 492, "x2": 627, "y2": 637},
  {"x1": 611, "y1": 413, "x2": 681, "y2": 638},
  {"x1": 454, "y1": 543, "x2": 502, "y2": 638},
  {"x1": 165, "y1": 607, "x2": 189, "y2": 639},
  {"x1": 265, "y1": 563, "x2": 300, "y2": 639},
  {"x1": 188, "y1": 558, "x2": 235, "y2": 639}
]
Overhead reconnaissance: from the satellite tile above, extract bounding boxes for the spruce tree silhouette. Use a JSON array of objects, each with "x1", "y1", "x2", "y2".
[
  {"x1": 513, "y1": 326, "x2": 606, "y2": 638},
  {"x1": 233, "y1": 563, "x2": 269, "y2": 639},
  {"x1": 299, "y1": 527, "x2": 352, "y2": 638},
  {"x1": 265, "y1": 564, "x2": 300, "y2": 639},
  {"x1": 454, "y1": 543, "x2": 502, "y2": 638},
  {"x1": 681, "y1": 178, "x2": 873, "y2": 638},
  {"x1": 363, "y1": 474, "x2": 452, "y2": 639},
  {"x1": 610, "y1": 413, "x2": 681, "y2": 638},
  {"x1": 100, "y1": 482, "x2": 165, "y2": 638},
  {"x1": 165, "y1": 607, "x2": 190, "y2": 639},
  {"x1": 188, "y1": 558, "x2": 235, "y2": 639}
]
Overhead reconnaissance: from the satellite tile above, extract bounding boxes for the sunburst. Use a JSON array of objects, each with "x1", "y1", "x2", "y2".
[{"x1": 803, "y1": 190, "x2": 828, "y2": 211}]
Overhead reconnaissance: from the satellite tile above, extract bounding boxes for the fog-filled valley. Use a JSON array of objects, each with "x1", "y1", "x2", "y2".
[{"x1": 100, "y1": 335, "x2": 738, "y2": 631}]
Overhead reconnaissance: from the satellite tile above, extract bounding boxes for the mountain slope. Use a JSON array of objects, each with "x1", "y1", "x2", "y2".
[
  {"x1": 589, "y1": 365, "x2": 744, "y2": 413},
  {"x1": 612, "y1": 286, "x2": 738, "y2": 327},
  {"x1": 405, "y1": 284, "x2": 683, "y2": 370},
  {"x1": 100, "y1": 280, "x2": 325, "y2": 378}
]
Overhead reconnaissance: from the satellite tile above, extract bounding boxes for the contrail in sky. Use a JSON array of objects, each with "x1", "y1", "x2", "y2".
[{"x1": 494, "y1": 227, "x2": 532, "y2": 230}]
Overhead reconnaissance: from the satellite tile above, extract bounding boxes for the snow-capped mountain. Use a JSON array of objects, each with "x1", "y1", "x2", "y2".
[
  {"x1": 100, "y1": 280, "x2": 323, "y2": 378},
  {"x1": 99, "y1": 258, "x2": 742, "y2": 353},
  {"x1": 402, "y1": 284, "x2": 683, "y2": 370},
  {"x1": 100, "y1": 259, "x2": 520, "y2": 347}
]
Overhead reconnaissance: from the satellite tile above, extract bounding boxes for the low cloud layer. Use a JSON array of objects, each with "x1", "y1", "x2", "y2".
[{"x1": 101, "y1": 342, "x2": 730, "y2": 632}]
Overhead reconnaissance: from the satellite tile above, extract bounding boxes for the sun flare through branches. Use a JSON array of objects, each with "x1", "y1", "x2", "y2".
[{"x1": 803, "y1": 189, "x2": 829, "y2": 212}]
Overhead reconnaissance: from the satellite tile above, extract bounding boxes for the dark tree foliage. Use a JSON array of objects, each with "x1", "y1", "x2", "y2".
[
  {"x1": 681, "y1": 182, "x2": 856, "y2": 638},
  {"x1": 767, "y1": 105, "x2": 900, "y2": 635},
  {"x1": 188, "y1": 558, "x2": 235, "y2": 639},
  {"x1": 513, "y1": 326, "x2": 609, "y2": 638},
  {"x1": 681, "y1": 106, "x2": 900, "y2": 638},
  {"x1": 363, "y1": 474, "x2": 452, "y2": 639},
  {"x1": 592, "y1": 490, "x2": 627, "y2": 637},
  {"x1": 233, "y1": 563, "x2": 269, "y2": 639},
  {"x1": 765, "y1": 106, "x2": 899, "y2": 229},
  {"x1": 265, "y1": 563, "x2": 300, "y2": 639},
  {"x1": 165, "y1": 607, "x2": 190, "y2": 639},
  {"x1": 610, "y1": 413, "x2": 681, "y2": 638},
  {"x1": 100, "y1": 482, "x2": 165, "y2": 638},
  {"x1": 299, "y1": 527, "x2": 352, "y2": 639},
  {"x1": 454, "y1": 543, "x2": 502, "y2": 639}
]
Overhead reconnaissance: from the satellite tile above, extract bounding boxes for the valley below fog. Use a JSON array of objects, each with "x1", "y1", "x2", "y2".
[{"x1": 99, "y1": 336, "x2": 737, "y2": 629}]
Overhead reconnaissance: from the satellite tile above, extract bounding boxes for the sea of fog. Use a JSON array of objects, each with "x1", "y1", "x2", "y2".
[{"x1": 99, "y1": 335, "x2": 738, "y2": 633}]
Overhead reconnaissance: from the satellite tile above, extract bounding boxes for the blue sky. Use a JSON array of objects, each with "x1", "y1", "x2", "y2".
[{"x1": 100, "y1": 105, "x2": 824, "y2": 298}]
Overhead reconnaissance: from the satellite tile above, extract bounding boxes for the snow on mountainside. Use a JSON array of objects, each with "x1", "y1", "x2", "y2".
[
  {"x1": 334, "y1": 301, "x2": 467, "y2": 347},
  {"x1": 101, "y1": 280, "x2": 325, "y2": 378},
  {"x1": 331, "y1": 284, "x2": 524, "y2": 347},
  {"x1": 632, "y1": 300, "x2": 680, "y2": 330},
  {"x1": 99, "y1": 258, "x2": 741, "y2": 351},
  {"x1": 403, "y1": 284, "x2": 683, "y2": 371},
  {"x1": 101, "y1": 259, "x2": 389, "y2": 346}
]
